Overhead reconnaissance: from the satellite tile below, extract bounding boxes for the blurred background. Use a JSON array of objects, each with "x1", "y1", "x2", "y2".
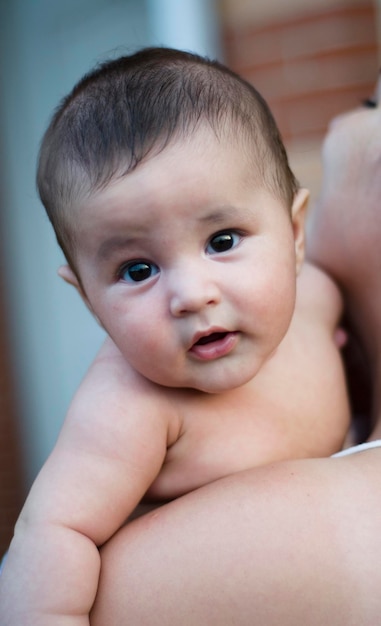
[{"x1": 0, "y1": 0, "x2": 380, "y2": 554}]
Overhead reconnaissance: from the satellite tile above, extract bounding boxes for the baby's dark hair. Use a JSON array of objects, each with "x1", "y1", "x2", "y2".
[{"x1": 37, "y1": 46, "x2": 298, "y2": 270}]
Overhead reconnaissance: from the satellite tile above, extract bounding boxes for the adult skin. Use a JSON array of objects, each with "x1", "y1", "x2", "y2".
[{"x1": 91, "y1": 78, "x2": 381, "y2": 625}]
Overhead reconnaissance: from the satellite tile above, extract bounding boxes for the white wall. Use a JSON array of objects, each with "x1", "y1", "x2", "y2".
[{"x1": 0, "y1": 0, "x2": 221, "y2": 487}]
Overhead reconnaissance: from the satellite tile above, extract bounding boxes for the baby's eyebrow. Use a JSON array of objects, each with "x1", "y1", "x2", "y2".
[
  {"x1": 96, "y1": 206, "x2": 252, "y2": 260},
  {"x1": 199, "y1": 205, "x2": 252, "y2": 225},
  {"x1": 96, "y1": 235, "x2": 138, "y2": 261}
]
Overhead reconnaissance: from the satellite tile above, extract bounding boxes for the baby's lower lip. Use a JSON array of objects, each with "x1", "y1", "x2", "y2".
[{"x1": 189, "y1": 332, "x2": 238, "y2": 361}]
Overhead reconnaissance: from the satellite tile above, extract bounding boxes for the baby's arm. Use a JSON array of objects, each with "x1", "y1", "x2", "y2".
[{"x1": 0, "y1": 339, "x2": 170, "y2": 625}]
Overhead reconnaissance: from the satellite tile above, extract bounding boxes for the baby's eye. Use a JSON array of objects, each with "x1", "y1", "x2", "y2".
[
  {"x1": 206, "y1": 231, "x2": 241, "y2": 254},
  {"x1": 120, "y1": 260, "x2": 159, "y2": 283}
]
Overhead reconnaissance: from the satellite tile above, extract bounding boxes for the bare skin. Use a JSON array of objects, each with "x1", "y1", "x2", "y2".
[
  {"x1": 308, "y1": 81, "x2": 381, "y2": 432},
  {"x1": 91, "y1": 78, "x2": 381, "y2": 625},
  {"x1": 92, "y1": 454, "x2": 381, "y2": 626},
  {"x1": 0, "y1": 130, "x2": 349, "y2": 625}
]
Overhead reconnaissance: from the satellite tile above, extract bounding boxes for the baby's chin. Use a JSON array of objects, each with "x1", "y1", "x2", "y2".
[{"x1": 146, "y1": 367, "x2": 260, "y2": 395}]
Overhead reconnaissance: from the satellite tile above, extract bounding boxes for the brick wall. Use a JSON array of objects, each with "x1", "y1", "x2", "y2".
[
  {"x1": 0, "y1": 279, "x2": 23, "y2": 555},
  {"x1": 222, "y1": 2, "x2": 379, "y2": 143},
  {"x1": 221, "y1": 0, "x2": 379, "y2": 200}
]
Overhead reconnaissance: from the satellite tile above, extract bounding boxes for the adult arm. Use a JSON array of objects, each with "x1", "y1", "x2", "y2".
[{"x1": 91, "y1": 451, "x2": 381, "y2": 625}]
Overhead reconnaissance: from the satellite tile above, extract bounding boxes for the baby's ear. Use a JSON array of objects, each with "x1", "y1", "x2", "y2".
[
  {"x1": 58, "y1": 264, "x2": 81, "y2": 290},
  {"x1": 58, "y1": 264, "x2": 89, "y2": 303},
  {"x1": 291, "y1": 188, "x2": 309, "y2": 274},
  {"x1": 58, "y1": 264, "x2": 103, "y2": 327}
]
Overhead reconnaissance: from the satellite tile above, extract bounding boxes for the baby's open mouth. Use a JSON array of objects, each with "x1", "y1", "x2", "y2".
[
  {"x1": 190, "y1": 331, "x2": 238, "y2": 360},
  {"x1": 194, "y1": 332, "x2": 228, "y2": 346}
]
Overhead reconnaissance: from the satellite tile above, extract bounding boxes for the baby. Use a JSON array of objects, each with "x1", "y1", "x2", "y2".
[{"x1": 0, "y1": 47, "x2": 349, "y2": 624}]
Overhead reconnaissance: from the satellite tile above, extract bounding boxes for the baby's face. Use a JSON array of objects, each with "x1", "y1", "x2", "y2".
[{"x1": 72, "y1": 128, "x2": 303, "y2": 393}]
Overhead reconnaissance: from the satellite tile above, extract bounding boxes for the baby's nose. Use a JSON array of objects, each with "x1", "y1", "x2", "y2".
[{"x1": 168, "y1": 266, "x2": 221, "y2": 317}]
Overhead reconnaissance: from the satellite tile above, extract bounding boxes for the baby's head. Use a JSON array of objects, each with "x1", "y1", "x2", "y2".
[
  {"x1": 37, "y1": 47, "x2": 307, "y2": 392},
  {"x1": 37, "y1": 46, "x2": 298, "y2": 277}
]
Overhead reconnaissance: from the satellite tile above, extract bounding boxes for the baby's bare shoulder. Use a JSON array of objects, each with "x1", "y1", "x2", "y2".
[{"x1": 64, "y1": 336, "x2": 183, "y2": 451}]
